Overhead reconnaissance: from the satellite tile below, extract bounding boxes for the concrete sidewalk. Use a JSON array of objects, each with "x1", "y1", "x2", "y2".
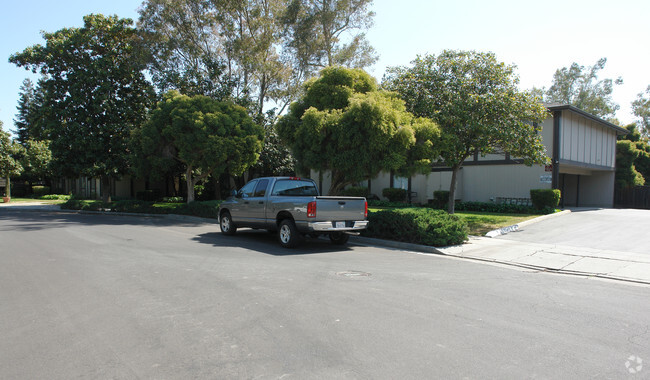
[{"x1": 3, "y1": 202, "x2": 649, "y2": 285}]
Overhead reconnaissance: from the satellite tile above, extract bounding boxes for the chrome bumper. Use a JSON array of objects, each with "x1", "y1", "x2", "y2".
[{"x1": 307, "y1": 220, "x2": 368, "y2": 232}]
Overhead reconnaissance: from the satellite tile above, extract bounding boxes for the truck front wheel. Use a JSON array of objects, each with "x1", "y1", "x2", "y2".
[
  {"x1": 220, "y1": 211, "x2": 237, "y2": 235},
  {"x1": 278, "y1": 219, "x2": 302, "y2": 248}
]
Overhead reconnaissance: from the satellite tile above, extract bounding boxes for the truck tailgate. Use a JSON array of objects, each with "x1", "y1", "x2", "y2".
[{"x1": 315, "y1": 196, "x2": 366, "y2": 221}]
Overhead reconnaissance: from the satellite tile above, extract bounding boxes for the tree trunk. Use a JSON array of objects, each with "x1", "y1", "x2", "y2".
[
  {"x1": 448, "y1": 165, "x2": 460, "y2": 214},
  {"x1": 186, "y1": 166, "x2": 195, "y2": 204},
  {"x1": 101, "y1": 176, "x2": 112, "y2": 203},
  {"x1": 328, "y1": 170, "x2": 348, "y2": 196},
  {"x1": 6, "y1": 176, "x2": 11, "y2": 198}
]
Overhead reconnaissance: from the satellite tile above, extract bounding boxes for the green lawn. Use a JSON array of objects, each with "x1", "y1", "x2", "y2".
[
  {"x1": 4, "y1": 197, "x2": 66, "y2": 204},
  {"x1": 454, "y1": 211, "x2": 539, "y2": 235},
  {"x1": 369, "y1": 207, "x2": 539, "y2": 236}
]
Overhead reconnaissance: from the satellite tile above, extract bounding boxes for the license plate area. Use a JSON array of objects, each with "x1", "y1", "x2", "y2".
[{"x1": 335, "y1": 221, "x2": 346, "y2": 229}]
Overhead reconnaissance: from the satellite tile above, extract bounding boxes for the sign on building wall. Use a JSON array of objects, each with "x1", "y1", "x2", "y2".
[
  {"x1": 540, "y1": 174, "x2": 552, "y2": 183},
  {"x1": 0, "y1": 179, "x2": 6, "y2": 187}
]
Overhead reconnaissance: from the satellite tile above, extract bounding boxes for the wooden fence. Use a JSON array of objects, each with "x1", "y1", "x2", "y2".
[{"x1": 615, "y1": 186, "x2": 650, "y2": 209}]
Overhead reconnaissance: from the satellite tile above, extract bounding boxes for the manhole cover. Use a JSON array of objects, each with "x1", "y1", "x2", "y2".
[{"x1": 336, "y1": 271, "x2": 371, "y2": 277}]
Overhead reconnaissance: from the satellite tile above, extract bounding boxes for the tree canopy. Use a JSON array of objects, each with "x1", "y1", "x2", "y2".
[
  {"x1": 137, "y1": 0, "x2": 377, "y2": 119},
  {"x1": 632, "y1": 85, "x2": 650, "y2": 136},
  {"x1": 131, "y1": 91, "x2": 264, "y2": 203},
  {"x1": 537, "y1": 58, "x2": 623, "y2": 120},
  {"x1": 277, "y1": 66, "x2": 439, "y2": 195},
  {"x1": 0, "y1": 124, "x2": 24, "y2": 197},
  {"x1": 10, "y1": 14, "x2": 154, "y2": 201},
  {"x1": 384, "y1": 50, "x2": 549, "y2": 213}
]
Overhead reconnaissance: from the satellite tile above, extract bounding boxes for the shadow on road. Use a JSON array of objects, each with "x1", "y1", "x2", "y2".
[
  {"x1": 192, "y1": 230, "x2": 355, "y2": 256},
  {"x1": 0, "y1": 209, "x2": 355, "y2": 256}
]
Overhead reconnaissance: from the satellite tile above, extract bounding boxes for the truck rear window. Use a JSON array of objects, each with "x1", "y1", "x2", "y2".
[{"x1": 271, "y1": 179, "x2": 319, "y2": 196}]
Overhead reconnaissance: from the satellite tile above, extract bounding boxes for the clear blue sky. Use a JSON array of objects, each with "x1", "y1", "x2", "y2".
[{"x1": 2, "y1": 0, "x2": 649, "y2": 135}]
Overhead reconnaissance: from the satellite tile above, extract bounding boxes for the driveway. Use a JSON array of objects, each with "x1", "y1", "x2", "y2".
[
  {"x1": 498, "y1": 208, "x2": 650, "y2": 255},
  {"x1": 437, "y1": 208, "x2": 650, "y2": 284}
]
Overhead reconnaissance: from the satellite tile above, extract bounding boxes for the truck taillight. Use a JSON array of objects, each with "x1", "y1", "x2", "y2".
[
  {"x1": 364, "y1": 201, "x2": 368, "y2": 218},
  {"x1": 307, "y1": 201, "x2": 317, "y2": 218}
]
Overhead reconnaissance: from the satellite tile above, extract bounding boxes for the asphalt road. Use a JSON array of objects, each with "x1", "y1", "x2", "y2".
[
  {"x1": 1, "y1": 210, "x2": 649, "y2": 379},
  {"x1": 499, "y1": 208, "x2": 650, "y2": 255}
]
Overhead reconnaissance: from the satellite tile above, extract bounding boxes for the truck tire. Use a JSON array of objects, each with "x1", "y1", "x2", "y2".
[
  {"x1": 278, "y1": 219, "x2": 302, "y2": 248},
  {"x1": 220, "y1": 211, "x2": 237, "y2": 235},
  {"x1": 329, "y1": 232, "x2": 350, "y2": 245}
]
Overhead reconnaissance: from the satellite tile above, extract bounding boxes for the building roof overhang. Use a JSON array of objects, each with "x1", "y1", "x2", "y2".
[{"x1": 545, "y1": 104, "x2": 629, "y2": 135}]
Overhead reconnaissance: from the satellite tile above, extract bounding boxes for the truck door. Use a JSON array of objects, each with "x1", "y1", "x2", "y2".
[
  {"x1": 244, "y1": 178, "x2": 270, "y2": 227},
  {"x1": 230, "y1": 179, "x2": 257, "y2": 223}
]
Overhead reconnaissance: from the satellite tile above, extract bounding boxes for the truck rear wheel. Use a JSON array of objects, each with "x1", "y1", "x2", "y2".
[
  {"x1": 329, "y1": 232, "x2": 350, "y2": 245},
  {"x1": 278, "y1": 219, "x2": 302, "y2": 248}
]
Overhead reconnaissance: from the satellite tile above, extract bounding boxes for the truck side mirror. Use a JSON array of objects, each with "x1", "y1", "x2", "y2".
[{"x1": 231, "y1": 189, "x2": 238, "y2": 197}]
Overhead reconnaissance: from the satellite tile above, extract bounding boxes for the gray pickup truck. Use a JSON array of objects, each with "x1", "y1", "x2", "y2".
[{"x1": 218, "y1": 177, "x2": 368, "y2": 248}]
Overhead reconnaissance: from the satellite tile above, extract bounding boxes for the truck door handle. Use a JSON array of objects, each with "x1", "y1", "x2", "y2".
[{"x1": 338, "y1": 201, "x2": 346, "y2": 205}]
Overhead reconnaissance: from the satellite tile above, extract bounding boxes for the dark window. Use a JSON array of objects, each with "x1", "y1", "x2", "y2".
[
  {"x1": 253, "y1": 179, "x2": 269, "y2": 197},
  {"x1": 271, "y1": 179, "x2": 319, "y2": 196},
  {"x1": 238, "y1": 180, "x2": 257, "y2": 198}
]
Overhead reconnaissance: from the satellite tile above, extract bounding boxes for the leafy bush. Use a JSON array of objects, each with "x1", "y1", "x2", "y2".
[
  {"x1": 382, "y1": 188, "x2": 407, "y2": 202},
  {"x1": 32, "y1": 186, "x2": 51, "y2": 197},
  {"x1": 40, "y1": 194, "x2": 71, "y2": 200},
  {"x1": 111, "y1": 200, "x2": 164, "y2": 214},
  {"x1": 341, "y1": 186, "x2": 370, "y2": 197},
  {"x1": 161, "y1": 196, "x2": 185, "y2": 203},
  {"x1": 530, "y1": 189, "x2": 561, "y2": 210},
  {"x1": 363, "y1": 208, "x2": 468, "y2": 247}
]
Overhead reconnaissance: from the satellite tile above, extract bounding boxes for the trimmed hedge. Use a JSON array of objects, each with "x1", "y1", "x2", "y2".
[
  {"x1": 61, "y1": 199, "x2": 223, "y2": 219},
  {"x1": 40, "y1": 194, "x2": 71, "y2": 200},
  {"x1": 530, "y1": 189, "x2": 561, "y2": 210},
  {"x1": 363, "y1": 208, "x2": 468, "y2": 247},
  {"x1": 368, "y1": 200, "x2": 414, "y2": 208},
  {"x1": 454, "y1": 201, "x2": 556, "y2": 215},
  {"x1": 340, "y1": 186, "x2": 370, "y2": 197},
  {"x1": 382, "y1": 188, "x2": 407, "y2": 202}
]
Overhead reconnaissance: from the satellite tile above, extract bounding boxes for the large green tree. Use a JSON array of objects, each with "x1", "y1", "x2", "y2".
[
  {"x1": 10, "y1": 14, "x2": 155, "y2": 201},
  {"x1": 0, "y1": 124, "x2": 24, "y2": 198},
  {"x1": 384, "y1": 50, "x2": 549, "y2": 213},
  {"x1": 13, "y1": 79, "x2": 36, "y2": 145},
  {"x1": 131, "y1": 91, "x2": 264, "y2": 203},
  {"x1": 138, "y1": 0, "x2": 377, "y2": 118},
  {"x1": 538, "y1": 58, "x2": 623, "y2": 120},
  {"x1": 277, "y1": 66, "x2": 439, "y2": 195}
]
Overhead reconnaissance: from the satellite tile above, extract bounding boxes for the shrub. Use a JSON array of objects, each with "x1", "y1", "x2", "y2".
[
  {"x1": 382, "y1": 188, "x2": 407, "y2": 202},
  {"x1": 60, "y1": 199, "x2": 108, "y2": 211},
  {"x1": 136, "y1": 189, "x2": 162, "y2": 201},
  {"x1": 111, "y1": 200, "x2": 163, "y2": 214},
  {"x1": 32, "y1": 186, "x2": 51, "y2": 197},
  {"x1": 454, "y1": 201, "x2": 534, "y2": 214},
  {"x1": 39, "y1": 194, "x2": 71, "y2": 200},
  {"x1": 341, "y1": 186, "x2": 370, "y2": 197},
  {"x1": 363, "y1": 208, "x2": 468, "y2": 247},
  {"x1": 161, "y1": 196, "x2": 185, "y2": 203},
  {"x1": 368, "y1": 200, "x2": 413, "y2": 208},
  {"x1": 431, "y1": 190, "x2": 450, "y2": 209},
  {"x1": 530, "y1": 189, "x2": 561, "y2": 210},
  {"x1": 175, "y1": 200, "x2": 223, "y2": 219}
]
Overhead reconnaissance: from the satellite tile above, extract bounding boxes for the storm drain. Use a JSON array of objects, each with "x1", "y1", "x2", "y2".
[{"x1": 336, "y1": 271, "x2": 371, "y2": 277}]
